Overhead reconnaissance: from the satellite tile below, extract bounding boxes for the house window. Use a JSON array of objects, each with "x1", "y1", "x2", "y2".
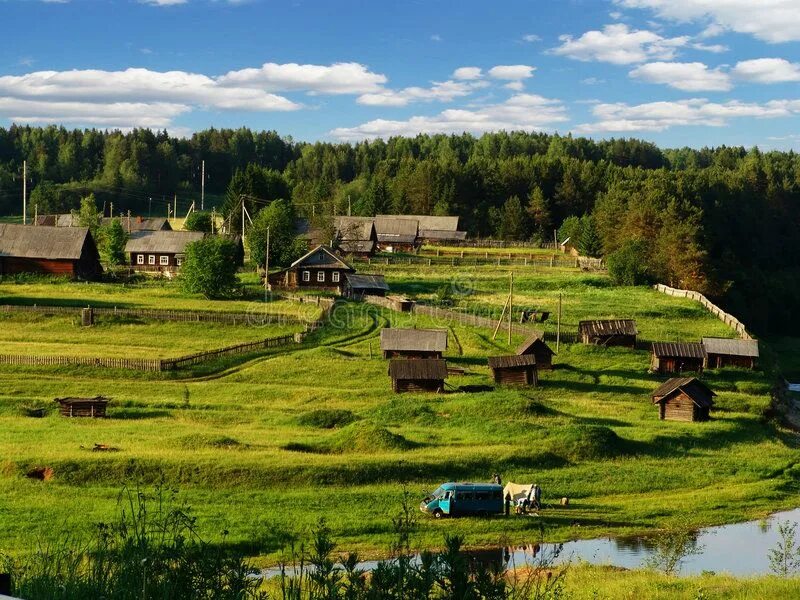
[
  {"x1": 160, "y1": 256, "x2": 169, "y2": 266},
  {"x1": 317, "y1": 271, "x2": 325, "y2": 283},
  {"x1": 332, "y1": 272, "x2": 340, "y2": 283},
  {"x1": 148, "y1": 255, "x2": 156, "y2": 265},
  {"x1": 136, "y1": 254, "x2": 144, "y2": 265},
  {"x1": 302, "y1": 271, "x2": 310, "y2": 282},
  {"x1": 176, "y1": 256, "x2": 182, "y2": 267}
]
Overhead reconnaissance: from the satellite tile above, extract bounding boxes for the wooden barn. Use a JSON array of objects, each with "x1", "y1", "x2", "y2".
[
  {"x1": 125, "y1": 230, "x2": 205, "y2": 271},
  {"x1": 104, "y1": 216, "x2": 172, "y2": 233},
  {"x1": 516, "y1": 334, "x2": 554, "y2": 369},
  {"x1": 403, "y1": 215, "x2": 467, "y2": 244},
  {"x1": 374, "y1": 216, "x2": 419, "y2": 252},
  {"x1": 651, "y1": 377, "x2": 715, "y2": 422},
  {"x1": 702, "y1": 337, "x2": 759, "y2": 369},
  {"x1": 651, "y1": 342, "x2": 707, "y2": 374},
  {"x1": 487, "y1": 354, "x2": 539, "y2": 386},
  {"x1": 268, "y1": 245, "x2": 355, "y2": 293},
  {"x1": 579, "y1": 319, "x2": 638, "y2": 348},
  {"x1": 343, "y1": 273, "x2": 389, "y2": 299},
  {"x1": 0, "y1": 223, "x2": 102, "y2": 279},
  {"x1": 388, "y1": 358, "x2": 447, "y2": 393},
  {"x1": 334, "y1": 216, "x2": 377, "y2": 256},
  {"x1": 54, "y1": 396, "x2": 111, "y2": 418},
  {"x1": 380, "y1": 328, "x2": 448, "y2": 359}
]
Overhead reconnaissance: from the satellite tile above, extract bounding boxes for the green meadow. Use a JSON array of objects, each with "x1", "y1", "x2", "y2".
[{"x1": 0, "y1": 263, "x2": 797, "y2": 568}]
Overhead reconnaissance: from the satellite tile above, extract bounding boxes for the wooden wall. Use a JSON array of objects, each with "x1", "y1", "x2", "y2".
[
  {"x1": 383, "y1": 350, "x2": 443, "y2": 359},
  {"x1": 0, "y1": 257, "x2": 76, "y2": 276},
  {"x1": 652, "y1": 356, "x2": 704, "y2": 374},
  {"x1": 392, "y1": 379, "x2": 444, "y2": 393},
  {"x1": 706, "y1": 354, "x2": 756, "y2": 369},
  {"x1": 491, "y1": 366, "x2": 538, "y2": 386},
  {"x1": 659, "y1": 391, "x2": 708, "y2": 422}
]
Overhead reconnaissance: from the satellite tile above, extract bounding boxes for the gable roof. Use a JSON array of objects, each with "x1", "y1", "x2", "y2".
[
  {"x1": 400, "y1": 215, "x2": 459, "y2": 232},
  {"x1": 651, "y1": 377, "x2": 715, "y2": 407},
  {"x1": 290, "y1": 245, "x2": 354, "y2": 270},
  {"x1": 104, "y1": 217, "x2": 172, "y2": 232},
  {"x1": 0, "y1": 223, "x2": 95, "y2": 260},
  {"x1": 702, "y1": 337, "x2": 759, "y2": 358},
  {"x1": 334, "y1": 216, "x2": 375, "y2": 240},
  {"x1": 579, "y1": 319, "x2": 638, "y2": 337},
  {"x1": 516, "y1": 333, "x2": 553, "y2": 356},
  {"x1": 418, "y1": 229, "x2": 468, "y2": 241},
  {"x1": 374, "y1": 216, "x2": 418, "y2": 241},
  {"x1": 338, "y1": 239, "x2": 376, "y2": 254},
  {"x1": 651, "y1": 341, "x2": 707, "y2": 359},
  {"x1": 345, "y1": 273, "x2": 389, "y2": 291},
  {"x1": 125, "y1": 230, "x2": 205, "y2": 254},
  {"x1": 54, "y1": 396, "x2": 111, "y2": 406},
  {"x1": 488, "y1": 354, "x2": 538, "y2": 369},
  {"x1": 380, "y1": 328, "x2": 448, "y2": 352},
  {"x1": 388, "y1": 358, "x2": 448, "y2": 380}
]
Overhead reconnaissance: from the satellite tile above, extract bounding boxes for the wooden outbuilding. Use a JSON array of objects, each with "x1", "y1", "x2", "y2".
[
  {"x1": 388, "y1": 358, "x2": 447, "y2": 393},
  {"x1": 54, "y1": 396, "x2": 111, "y2": 418},
  {"x1": 380, "y1": 328, "x2": 448, "y2": 359},
  {"x1": 268, "y1": 245, "x2": 355, "y2": 293},
  {"x1": 702, "y1": 337, "x2": 759, "y2": 370},
  {"x1": 125, "y1": 230, "x2": 204, "y2": 271},
  {"x1": 516, "y1": 334, "x2": 554, "y2": 369},
  {"x1": 374, "y1": 216, "x2": 419, "y2": 252},
  {"x1": 650, "y1": 342, "x2": 706, "y2": 374},
  {"x1": 0, "y1": 223, "x2": 102, "y2": 279},
  {"x1": 343, "y1": 273, "x2": 389, "y2": 299},
  {"x1": 103, "y1": 216, "x2": 172, "y2": 233},
  {"x1": 334, "y1": 216, "x2": 377, "y2": 256},
  {"x1": 488, "y1": 354, "x2": 539, "y2": 386},
  {"x1": 579, "y1": 319, "x2": 638, "y2": 348},
  {"x1": 651, "y1": 377, "x2": 714, "y2": 422}
]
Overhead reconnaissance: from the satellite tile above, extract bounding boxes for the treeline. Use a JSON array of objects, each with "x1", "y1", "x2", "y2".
[{"x1": 0, "y1": 125, "x2": 799, "y2": 333}]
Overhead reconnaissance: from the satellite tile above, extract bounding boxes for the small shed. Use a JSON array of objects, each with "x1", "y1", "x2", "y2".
[
  {"x1": 516, "y1": 334, "x2": 554, "y2": 370},
  {"x1": 702, "y1": 337, "x2": 759, "y2": 370},
  {"x1": 579, "y1": 319, "x2": 638, "y2": 348},
  {"x1": 651, "y1": 378, "x2": 714, "y2": 422},
  {"x1": 487, "y1": 354, "x2": 539, "y2": 386},
  {"x1": 380, "y1": 328, "x2": 448, "y2": 359},
  {"x1": 389, "y1": 359, "x2": 447, "y2": 393},
  {"x1": 344, "y1": 273, "x2": 389, "y2": 299},
  {"x1": 651, "y1": 342, "x2": 706, "y2": 374},
  {"x1": 54, "y1": 396, "x2": 111, "y2": 418}
]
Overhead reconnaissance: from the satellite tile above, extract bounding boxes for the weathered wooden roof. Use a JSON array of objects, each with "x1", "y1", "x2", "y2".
[
  {"x1": 579, "y1": 319, "x2": 638, "y2": 337},
  {"x1": 418, "y1": 229, "x2": 468, "y2": 241},
  {"x1": 54, "y1": 396, "x2": 111, "y2": 405},
  {"x1": 388, "y1": 358, "x2": 448, "y2": 380},
  {"x1": 345, "y1": 273, "x2": 389, "y2": 291},
  {"x1": 290, "y1": 245, "x2": 354, "y2": 270},
  {"x1": 380, "y1": 328, "x2": 448, "y2": 352},
  {"x1": 103, "y1": 217, "x2": 172, "y2": 232},
  {"x1": 702, "y1": 337, "x2": 759, "y2": 358},
  {"x1": 488, "y1": 354, "x2": 537, "y2": 369},
  {"x1": 651, "y1": 341, "x2": 707, "y2": 359},
  {"x1": 334, "y1": 216, "x2": 375, "y2": 240},
  {"x1": 125, "y1": 230, "x2": 205, "y2": 254},
  {"x1": 380, "y1": 215, "x2": 460, "y2": 232},
  {"x1": 516, "y1": 333, "x2": 553, "y2": 356},
  {"x1": 651, "y1": 377, "x2": 715, "y2": 407},
  {"x1": 374, "y1": 216, "x2": 418, "y2": 237},
  {"x1": 339, "y1": 239, "x2": 376, "y2": 254},
  {"x1": 0, "y1": 223, "x2": 94, "y2": 260}
]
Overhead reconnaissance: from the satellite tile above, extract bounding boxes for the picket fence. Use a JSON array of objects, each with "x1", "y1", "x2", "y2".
[
  {"x1": 652, "y1": 284, "x2": 754, "y2": 340},
  {"x1": 353, "y1": 253, "x2": 604, "y2": 270}
]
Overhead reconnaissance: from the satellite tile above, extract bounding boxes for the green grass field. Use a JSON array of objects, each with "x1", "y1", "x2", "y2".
[{"x1": 0, "y1": 263, "x2": 797, "y2": 571}]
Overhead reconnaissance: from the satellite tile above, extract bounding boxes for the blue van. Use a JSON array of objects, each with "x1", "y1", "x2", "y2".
[{"x1": 420, "y1": 482, "x2": 504, "y2": 518}]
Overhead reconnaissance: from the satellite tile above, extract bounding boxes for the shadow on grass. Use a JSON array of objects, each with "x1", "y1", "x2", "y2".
[{"x1": 111, "y1": 408, "x2": 173, "y2": 420}]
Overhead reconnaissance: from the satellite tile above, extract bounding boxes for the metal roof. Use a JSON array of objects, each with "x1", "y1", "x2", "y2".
[
  {"x1": 488, "y1": 354, "x2": 538, "y2": 369},
  {"x1": 388, "y1": 358, "x2": 448, "y2": 380},
  {"x1": 651, "y1": 377, "x2": 715, "y2": 407},
  {"x1": 290, "y1": 245, "x2": 354, "y2": 270},
  {"x1": 516, "y1": 334, "x2": 552, "y2": 356},
  {"x1": 0, "y1": 223, "x2": 95, "y2": 260},
  {"x1": 380, "y1": 328, "x2": 448, "y2": 352},
  {"x1": 579, "y1": 319, "x2": 638, "y2": 337},
  {"x1": 125, "y1": 230, "x2": 205, "y2": 254},
  {"x1": 702, "y1": 337, "x2": 759, "y2": 358},
  {"x1": 345, "y1": 273, "x2": 389, "y2": 291},
  {"x1": 651, "y1": 341, "x2": 707, "y2": 359}
]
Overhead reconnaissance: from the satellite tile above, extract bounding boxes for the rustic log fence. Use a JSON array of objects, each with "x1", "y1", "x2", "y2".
[
  {"x1": 653, "y1": 284, "x2": 754, "y2": 340},
  {"x1": 352, "y1": 253, "x2": 604, "y2": 270}
]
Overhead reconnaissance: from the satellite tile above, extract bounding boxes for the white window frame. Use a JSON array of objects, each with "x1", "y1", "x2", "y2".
[
  {"x1": 317, "y1": 271, "x2": 325, "y2": 283},
  {"x1": 332, "y1": 272, "x2": 340, "y2": 283},
  {"x1": 148, "y1": 255, "x2": 156, "y2": 265},
  {"x1": 159, "y1": 255, "x2": 169, "y2": 266},
  {"x1": 176, "y1": 256, "x2": 183, "y2": 267},
  {"x1": 136, "y1": 254, "x2": 144, "y2": 265},
  {"x1": 302, "y1": 271, "x2": 310, "y2": 282}
]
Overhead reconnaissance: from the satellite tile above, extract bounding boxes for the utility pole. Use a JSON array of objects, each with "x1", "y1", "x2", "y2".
[
  {"x1": 211, "y1": 207, "x2": 216, "y2": 234},
  {"x1": 201, "y1": 160, "x2": 205, "y2": 211},
  {"x1": 34, "y1": 203, "x2": 38, "y2": 225},
  {"x1": 173, "y1": 194, "x2": 177, "y2": 225},
  {"x1": 348, "y1": 195, "x2": 351, "y2": 217},
  {"x1": 127, "y1": 210, "x2": 131, "y2": 233},
  {"x1": 556, "y1": 292, "x2": 562, "y2": 354},
  {"x1": 508, "y1": 271, "x2": 514, "y2": 345},
  {"x1": 241, "y1": 197, "x2": 246, "y2": 238},
  {"x1": 148, "y1": 197, "x2": 152, "y2": 218},
  {"x1": 22, "y1": 160, "x2": 27, "y2": 224},
  {"x1": 264, "y1": 226, "x2": 270, "y2": 298},
  {"x1": 110, "y1": 202, "x2": 114, "y2": 221}
]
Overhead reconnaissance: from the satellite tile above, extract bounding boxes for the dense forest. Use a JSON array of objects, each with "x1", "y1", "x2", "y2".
[{"x1": 1, "y1": 125, "x2": 798, "y2": 334}]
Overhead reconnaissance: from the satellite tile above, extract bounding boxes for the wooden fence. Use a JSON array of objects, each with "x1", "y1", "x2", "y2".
[
  {"x1": 353, "y1": 254, "x2": 604, "y2": 270},
  {"x1": 161, "y1": 334, "x2": 296, "y2": 369},
  {"x1": 653, "y1": 284, "x2": 754, "y2": 340},
  {"x1": 428, "y1": 239, "x2": 558, "y2": 249},
  {"x1": 0, "y1": 354, "x2": 164, "y2": 371}
]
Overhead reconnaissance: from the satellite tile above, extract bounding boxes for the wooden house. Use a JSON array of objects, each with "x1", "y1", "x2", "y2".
[
  {"x1": 374, "y1": 216, "x2": 419, "y2": 252},
  {"x1": 651, "y1": 377, "x2": 715, "y2": 422},
  {"x1": 54, "y1": 396, "x2": 111, "y2": 418},
  {"x1": 516, "y1": 334, "x2": 554, "y2": 369},
  {"x1": 702, "y1": 337, "x2": 759, "y2": 369},
  {"x1": 125, "y1": 230, "x2": 205, "y2": 271},
  {"x1": 402, "y1": 215, "x2": 467, "y2": 244},
  {"x1": 488, "y1": 354, "x2": 539, "y2": 386},
  {"x1": 579, "y1": 319, "x2": 638, "y2": 348},
  {"x1": 343, "y1": 273, "x2": 389, "y2": 299},
  {"x1": 651, "y1": 342, "x2": 706, "y2": 374},
  {"x1": 388, "y1": 358, "x2": 447, "y2": 393},
  {"x1": 380, "y1": 328, "x2": 448, "y2": 359},
  {"x1": 268, "y1": 245, "x2": 355, "y2": 293},
  {"x1": 334, "y1": 216, "x2": 377, "y2": 256},
  {"x1": 0, "y1": 223, "x2": 102, "y2": 279},
  {"x1": 102, "y1": 216, "x2": 172, "y2": 233}
]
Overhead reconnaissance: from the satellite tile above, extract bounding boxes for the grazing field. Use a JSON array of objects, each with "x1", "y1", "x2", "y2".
[{"x1": 0, "y1": 264, "x2": 797, "y2": 569}]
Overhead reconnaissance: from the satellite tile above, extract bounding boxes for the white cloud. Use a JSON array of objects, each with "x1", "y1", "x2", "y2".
[
  {"x1": 522, "y1": 34, "x2": 542, "y2": 42},
  {"x1": 581, "y1": 77, "x2": 606, "y2": 85},
  {"x1": 576, "y1": 98, "x2": 800, "y2": 133},
  {"x1": 452, "y1": 67, "x2": 483, "y2": 80},
  {"x1": 504, "y1": 81, "x2": 525, "y2": 91},
  {"x1": 732, "y1": 58, "x2": 800, "y2": 83},
  {"x1": 487, "y1": 65, "x2": 535, "y2": 80},
  {"x1": 356, "y1": 80, "x2": 486, "y2": 107},
  {"x1": 331, "y1": 93, "x2": 568, "y2": 140},
  {"x1": 217, "y1": 62, "x2": 386, "y2": 94},
  {"x1": 430, "y1": 34, "x2": 442, "y2": 42},
  {"x1": 616, "y1": 0, "x2": 800, "y2": 43},
  {"x1": 692, "y1": 42, "x2": 728, "y2": 53},
  {"x1": 0, "y1": 97, "x2": 188, "y2": 128},
  {"x1": 629, "y1": 62, "x2": 732, "y2": 91},
  {"x1": 550, "y1": 24, "x2": 688, "y2": 64},
  {"x1": 140, "y1": 0, "x2": 187, "y2": 5}
]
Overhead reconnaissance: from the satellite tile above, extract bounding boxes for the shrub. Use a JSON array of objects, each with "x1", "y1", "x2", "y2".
[
  {"x1": 180, "y1": 236, "x2": 240, "y2": 299},
  {"x1": 183, "y1": 211, "x2": 213, "y2": 232},
  {"x1": 607, "y1": 239, "x2": 652, "y2": 286}
]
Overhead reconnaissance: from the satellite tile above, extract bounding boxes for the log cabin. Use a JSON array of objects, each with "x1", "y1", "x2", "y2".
[
  {"x1": 380, "y1": 328, "x2": 448, "y2": 359},
  {"x1": 267, "y1": 245, "x2": 355, "y2": 293},
  {"x1": 650, "y1": 342, "x2": 706, "y2": 374},
  {"x1": 54, "y1": 396, "x2": 111, "y2": 418},
  {"x1": 125, "y1": 230, "x2": 205, "y2": 271},
  {"x1": 702, "y1": 337, "x2": 759, "y2": 369},
  {"x1": 388, "y1": 358, "x2": 447, "y2": 393},
  {"x1": 579, "y1": 319, "x2": 638, "y2": 348},
  {"x1": 487, "y1": 354, "x2": 539, "y2": 386},
  {"x1": 516, "y1": 334, "x2": 554, "y2": 369},
  {"x1": 0, "y1": 223, "x2": 102, "y2": 279},
  {"x1": 651, "y1": 377, "x2": 715, "y2": 422}
]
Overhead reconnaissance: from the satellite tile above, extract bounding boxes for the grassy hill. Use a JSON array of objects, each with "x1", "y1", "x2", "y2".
[{"x1": 0, "y1": 263, "x2": 797, "y2": 566}]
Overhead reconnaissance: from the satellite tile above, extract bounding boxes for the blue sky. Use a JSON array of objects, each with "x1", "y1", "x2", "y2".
[{"x1": 1, "y1": 0, "x2": 799, "y2": 149}]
